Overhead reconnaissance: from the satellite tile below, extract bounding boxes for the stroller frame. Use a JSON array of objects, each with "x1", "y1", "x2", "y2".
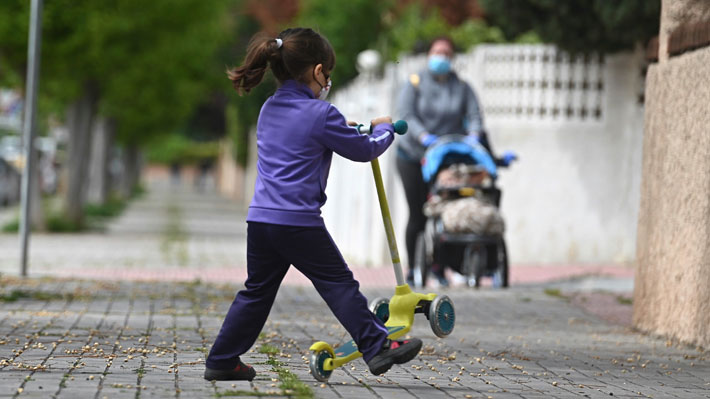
[{"x1": 413, "y1": 136, "x2": 509, "y2": 288}]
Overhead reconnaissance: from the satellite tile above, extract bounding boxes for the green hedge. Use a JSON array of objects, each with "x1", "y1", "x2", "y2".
[{"x1": 145, "y1": 134, "x2": 220, "y2": 165}]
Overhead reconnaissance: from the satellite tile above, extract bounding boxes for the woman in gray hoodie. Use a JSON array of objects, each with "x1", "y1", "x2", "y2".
[{"x1": 396, "y1": 37, "x2": 514, "y2": 286}]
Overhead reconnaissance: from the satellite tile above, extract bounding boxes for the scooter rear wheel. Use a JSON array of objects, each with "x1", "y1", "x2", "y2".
[
  {"x1": 309, "y1": 350, "x2": 333, "y2": 382},
  {"x1": 368, "y1": 297, "x2": 390, "y2": 323}
]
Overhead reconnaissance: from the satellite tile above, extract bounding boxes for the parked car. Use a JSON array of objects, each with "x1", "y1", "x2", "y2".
[{"x1": 0, "y1": 135, "x2": 59, "y2": 196}]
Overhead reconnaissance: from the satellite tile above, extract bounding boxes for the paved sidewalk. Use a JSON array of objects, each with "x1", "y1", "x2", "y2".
[
  {"x1": 0, "y1": 277, "x2": 707, "y2": 399},
  {"x1": 4, "y1": 178, "x2": 701, "y2": 398},
  {"x1": 0, "y1": 179, "x2": 634, "y2": 289}
]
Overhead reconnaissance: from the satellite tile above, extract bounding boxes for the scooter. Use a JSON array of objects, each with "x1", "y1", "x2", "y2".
[{"x1": 308, "y1": 120, "x2": 456, "y2": 382}]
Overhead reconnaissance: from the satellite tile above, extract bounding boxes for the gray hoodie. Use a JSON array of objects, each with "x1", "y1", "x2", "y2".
[{"x1": 396, "y1": 69, "x2": 483, "y2": 161}]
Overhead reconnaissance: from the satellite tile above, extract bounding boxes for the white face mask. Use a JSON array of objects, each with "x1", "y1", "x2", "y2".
[
  {"x1": 318, "y1": 79, "x2": 332, "y2": 101},
  {"x1": 314, "y1": 68, "x2": 332, "y2": 101}
]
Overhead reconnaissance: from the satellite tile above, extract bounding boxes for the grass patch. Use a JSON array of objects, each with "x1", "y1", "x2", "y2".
[
  {"x1": 258, "y1": 344, "x2": 279, "y2": 356},
  {"x1": 543, "y1": 288, "x2": 565, "y2": 298},
  {"x1": 2, "y1": 189, "x2": 143, "y2": 234},
  {"x1": 216, "y1": 390, "x2": 271, "y2": 397},
  {"x1": 616, "y1": 296, "x2": 633, "y2": 305},
  {"x1": 266, "y1": 358, "x2": 313, "y2": 398},
  {"x1": 132, "y1": 184, "x2": 147, "y2": 198},
  {"x1": 59, "y1": 373, "x2": 70, "y2": 388},
  {"x1": 214, "y1": 357, "x2": 313, "y2": 398},
  {"x1": 46, "y1": 213, "x2": 84, "y2": 232},
  {"x1": 84, "y1": 196, "x2": 127, "y2": 218},
  {"x1": 2, "y1": 210, "x2": 85, "y2": 233},
  {"x1": 216, "y1": 391, "x2": 271, "y2": 398},
  {"x1": 1, "y1": 218, "x2": 19, "y2": 233},
  {"x1": 0, "y1": 290, "x2": 64, "y2": 302}
]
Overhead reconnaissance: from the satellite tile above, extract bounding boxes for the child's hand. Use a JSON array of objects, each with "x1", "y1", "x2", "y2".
[
  {"x1": 347, "y1": 121, "x2": 358, "y2": 126},
  {"x1": 370, "y1": 116, "x2": 392, "y2": 126}
]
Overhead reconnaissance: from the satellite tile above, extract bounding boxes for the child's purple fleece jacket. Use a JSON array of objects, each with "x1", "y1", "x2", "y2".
[{"x1": 247, "y1": 79, "x2": 395, "y2": 227}]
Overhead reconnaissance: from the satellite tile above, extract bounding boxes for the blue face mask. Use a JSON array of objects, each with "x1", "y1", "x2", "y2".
[{"x1": 428, "y1": 55, "x2": 451, "y2": 75}]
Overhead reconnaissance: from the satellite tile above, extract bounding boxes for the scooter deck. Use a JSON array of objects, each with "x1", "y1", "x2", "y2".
[{"x1": 334, "y1": 325, "x2": 407, "y2": 358}]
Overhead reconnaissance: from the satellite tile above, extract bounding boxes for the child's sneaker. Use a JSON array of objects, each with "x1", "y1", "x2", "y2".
[
  {"x1": 204, "y1": 360, "x2": 256, "y2": 381},
  {"x1": 367, "y1": 338, "x2": 423, "y2": 375}
]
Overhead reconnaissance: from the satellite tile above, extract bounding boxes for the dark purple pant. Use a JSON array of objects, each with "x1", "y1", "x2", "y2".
[{"x1": 206, "y1": 222, "x2": 388, "y2": 369}]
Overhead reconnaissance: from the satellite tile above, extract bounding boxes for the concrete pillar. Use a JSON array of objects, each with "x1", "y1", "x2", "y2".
[{"x1": 633, "y1": 0, "x2": 710, "y2": 347}]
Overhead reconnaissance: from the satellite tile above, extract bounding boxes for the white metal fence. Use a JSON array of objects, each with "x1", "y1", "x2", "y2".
[{"x1": 316, "y1": 44, "x2": 645, "y2": 267}]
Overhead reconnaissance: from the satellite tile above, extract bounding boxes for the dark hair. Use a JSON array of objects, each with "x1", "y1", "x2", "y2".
[
  {"x1": 428, "y1": 36, "x2": 456, "y2": 53},
  {"x1": 227, "y1": 27, "x2": 336, "y2": 94}
]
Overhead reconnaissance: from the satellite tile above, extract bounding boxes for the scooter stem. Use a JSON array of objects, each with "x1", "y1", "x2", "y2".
[{"x1": 370, "y1": 157, "x2": 405, "y2": 286}]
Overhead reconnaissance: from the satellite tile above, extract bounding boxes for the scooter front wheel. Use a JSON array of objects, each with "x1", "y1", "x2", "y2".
[
  {"x1": 309, "y1": 349, "x2": 333, "y2": 382},
  {"x1": 429, "y1": 295, "x2": 455, "y2": 338}
]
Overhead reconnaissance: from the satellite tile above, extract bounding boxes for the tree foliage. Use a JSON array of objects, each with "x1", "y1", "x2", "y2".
[
  {"x1": 0, "y1": 0, "x2": 237, "y2": 144},
  {"x1": 296, "y1": 0, "x2": 389, "y2": 85},
  {"x1": 384, "y1": 2, "x2": 508, "y2": 57},
  {"x1": 480, "y1": 0, "x2": 661, "y2": 54}
]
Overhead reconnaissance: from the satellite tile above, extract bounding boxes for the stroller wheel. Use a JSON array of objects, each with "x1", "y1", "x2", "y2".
[
  {"x1": 368, "y1": 297, "x2": 390, "y2": 323},
  {"x1": 492, "y1": 240, "x2": 509, "y2": 288},
  {"x1": 463, "y1": 246, "x2": 485, "y2": 289},
  {"x1": 428, "y1": 295, "x2": 455, "y2": 337}
]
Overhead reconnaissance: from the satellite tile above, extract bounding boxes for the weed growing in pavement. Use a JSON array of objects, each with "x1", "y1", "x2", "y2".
[
  {"x1": 0, "y1": 290, "x2": 64, "y2": 302},
  {"x1": 213, "y1": 356, "x2": 313, "y2": 398},
  {"x1": 266, "y1": 357, "x2": 313, "y2": 398},
  {"x1": 616, "y1": 296, "x2": 633, "y2": 305},
  {"x1": 543, "y1": 288, "x2": 566, "y2": 299},
  {"x1": 215, "y1": 390, "x2": 271, "y2": 397},
  {"x1": 258, "y1": 344, "x2": 279, "y2": 356}
]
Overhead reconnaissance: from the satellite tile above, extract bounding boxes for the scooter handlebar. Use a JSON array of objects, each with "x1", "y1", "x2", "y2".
[{"x1": 357, "y1": 120, "x2": 408, "y2": 135}]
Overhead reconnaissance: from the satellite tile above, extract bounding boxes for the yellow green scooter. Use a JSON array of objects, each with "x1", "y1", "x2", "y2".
[{"x1": 309, "y1": 120, "x2": 456, "y2": 382}]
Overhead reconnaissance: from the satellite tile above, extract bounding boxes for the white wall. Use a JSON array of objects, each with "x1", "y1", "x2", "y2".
[
  {"x1": 279, "y1": 44, "x2": 644, "y2": 266},
  {"x1": 476, "y1": 46, "x2": 645, "y2": 265}
]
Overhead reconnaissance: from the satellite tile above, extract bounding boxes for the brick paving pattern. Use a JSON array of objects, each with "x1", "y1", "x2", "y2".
[
  {"x1": 0, "y1": 179, "x2": 706, "y2": 398},
  {"x1": 0, "y1": 278, "x2": 707, "y2": 398}
]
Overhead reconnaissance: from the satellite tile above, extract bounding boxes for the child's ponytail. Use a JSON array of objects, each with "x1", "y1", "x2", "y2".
[
  {"x1": 228, "y1": 28, "x2": 335, "y2": 95},
  {"x1": 227, "y1": 34, "x2": 281, "y2": 94}
]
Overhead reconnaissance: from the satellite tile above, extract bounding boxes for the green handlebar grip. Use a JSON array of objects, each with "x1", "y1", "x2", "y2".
[
  {"x1": 393, "y1": 120, "x2": 408, "y2": 135},
  {"x1": 358, "y1": 120, "x2": 408, "y2": 135}
]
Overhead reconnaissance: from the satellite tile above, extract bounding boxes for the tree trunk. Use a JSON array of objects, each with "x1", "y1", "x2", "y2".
[
  {"x1": 64, "y1": 84, "x2": 98, "y2": 225},
  {"x1": 121, "y1": 144, "x2": 142, "y2": 198},
  {"x1": 87, "y1": 117, "x2": 115, "y2": 205}
]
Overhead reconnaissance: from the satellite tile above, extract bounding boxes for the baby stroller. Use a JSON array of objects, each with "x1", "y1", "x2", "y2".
[{"x1": 413, "y1": 134, "x2": 509, "y2": 288}]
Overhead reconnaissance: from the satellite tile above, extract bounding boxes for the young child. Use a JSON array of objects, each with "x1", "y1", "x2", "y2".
[{"x1": 204, "y1": 27, "x2": 422, "y2": 381}]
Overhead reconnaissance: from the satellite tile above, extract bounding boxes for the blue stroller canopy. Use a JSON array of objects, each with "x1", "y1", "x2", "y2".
[{"x1": 421, "y1": 138, "x2": 498, "y2": 183}]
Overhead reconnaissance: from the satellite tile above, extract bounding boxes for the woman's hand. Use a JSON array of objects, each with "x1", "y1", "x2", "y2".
[
  {"x1": 370, "y1": 116, "x2": 392, "y2": 126},
  {"x1": 419, "y1": 132, "x2": 438, "y2": 147}
]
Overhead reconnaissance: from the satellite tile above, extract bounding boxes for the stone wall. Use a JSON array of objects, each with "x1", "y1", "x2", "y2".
[{"x1": 633, "y1": 0, "x2": 710, "y2": 348}]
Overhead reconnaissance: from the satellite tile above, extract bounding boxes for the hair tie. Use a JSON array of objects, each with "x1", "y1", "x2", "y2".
[{"x1": 275, "y1": 38, "x2": 283, "y2": 49}]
